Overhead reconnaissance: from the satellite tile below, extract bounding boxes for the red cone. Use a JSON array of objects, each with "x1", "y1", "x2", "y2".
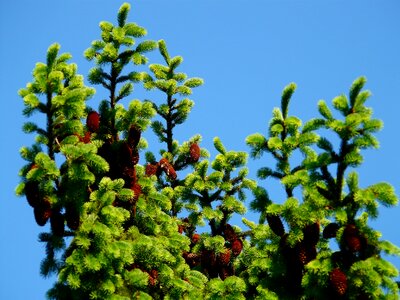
[
  {"x1": 218, "y1": 249, "x2": 231, "y2": 266},
  {"x1": 231, "y1": 239, "x2": 243, "y2": 256},
  {"x1": 343, "y1": 224, "x2": 363, "y2": 252},
  {"x1": 189, "y1": 143, "x2": 201, "y2": 162},
  {"x1": 86, "y1": 111, "x2": 100, "y2": 133},
  {"x1": 223, "y1": 224, "x2": 237, "y2": 242},
  {"x1": 329, "y1": 268, "x2": 348, "y2": 296},
  {"x1": 191, "y1": 233, "x2": 201, "y2": 244},
  {"x1": 159, "y1": 158, "x2": 177, "y2": 180}
]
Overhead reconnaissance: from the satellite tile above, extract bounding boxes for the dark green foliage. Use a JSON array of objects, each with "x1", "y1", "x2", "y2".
[{"x1": 17, "y1": 3, "x2": 399, "y2": 299}]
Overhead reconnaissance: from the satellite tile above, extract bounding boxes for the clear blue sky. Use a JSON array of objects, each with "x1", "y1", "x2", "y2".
[{"x1": 1, "y1": 1, "x2": 399, "y2": 298}]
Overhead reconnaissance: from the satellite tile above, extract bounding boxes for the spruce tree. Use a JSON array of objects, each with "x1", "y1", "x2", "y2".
[{"x1": 17, "y1": 3, "x2": 399, "y2": 299}]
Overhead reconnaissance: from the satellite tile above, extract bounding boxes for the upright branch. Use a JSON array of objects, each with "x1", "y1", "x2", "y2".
[
  {"x1": 144, "y1": 39, "x2": 203, "y2": 154},
  {"x1": 85, "y1": 3, "x2": 157, "y2": 141}
]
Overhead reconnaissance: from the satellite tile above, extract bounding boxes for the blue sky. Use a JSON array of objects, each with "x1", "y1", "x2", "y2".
[{"x1": 1, "y1": 1, "x2": 399, "y2": 298}]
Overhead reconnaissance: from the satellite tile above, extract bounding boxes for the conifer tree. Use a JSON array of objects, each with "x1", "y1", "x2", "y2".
[{"x1": 17, "y1": 3, "x2": 399, "y2": 299}]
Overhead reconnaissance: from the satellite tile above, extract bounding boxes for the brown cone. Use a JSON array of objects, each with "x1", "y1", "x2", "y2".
[
  {"x1": 218, "y1": 249, "x2": 231, "y2": 266},
  {"x1": 128, "y1": 125, "x2": 141, "y2": 149},
  {"x1": 329, "y1": 268, "x2": 348, "y2": 296},
  {"x1": 323, "y1": 223, "x2": 340, "y2": 239},
  {"x1": 189, "y1": 143, "x2": 201, "y2": 162},
  {"x1": 25, "y1": 181, "x2": 41, "y2": 208},
  {"x1": 343, "y1": 224, "x2": 363, "y2": 252},
  {"x1": 145, "y1": 163, "x2": 160, "y2": 177},
  {"x1": 191, "y1": 233, "x2": 201, "y2": 245},
  {"x1": 86, "y1": 111, "x2": 100, "y2": 133},
  {"x1": 50, "y1": 211, "x2": 65, "y2": 236},
  {"x1": 65, "y1": 207, "x2": 80, "y2": 230},
  {"x1": 303, "y1": 222, "x2": 320, "y2": 246},
  {"x1": 80, "y1": 131, "x2": 91, "y2": 144},
  {"x1": 119, "y1": 141, "x2": 134, "y2": 169},
  {"x1": 159, "y1": 158, "x2": 177, "y2": 180},
  {"x1": 148, "y1": 269, "x2": 158, "y2": 286},
  {"x1": 183, "y1": 252, "x2": 201, "y2": 267},
  {"x1": 34, "y1": 199, "x2": 52, "y2": 226},
  {"x1": 223, "y1": 224, "x2": 237, "y2": 242},
  {"x1": 219, "y1": 265, "x2": 233, "y2": 280},
  {"x1": 266, "y1": 214, "x2": 285, "y2": 237},
  {"x1": 131, "y1": 183, "x2": 142, "y2": 202},
  {"x1": 231, "y1": 239, "x2": 243, "y2": 256}
]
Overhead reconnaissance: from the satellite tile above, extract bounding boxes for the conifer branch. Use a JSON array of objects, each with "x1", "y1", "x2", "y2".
[
  {"x1": 335, "y1": 139, "x2": 349, "y2": 202},
  {"x1": 166, "y1": 95, "x2": 174, "y2": 153}
]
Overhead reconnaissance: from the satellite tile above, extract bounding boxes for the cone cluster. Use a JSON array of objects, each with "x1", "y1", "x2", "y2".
[
  {"x1": 97, "y1": 124, "x2": 143, "y2": 216},
  {"x1": 145, "y1": 158, "x2": 177, "y2": 181},
  {"x1": 181, "y1": 223, "x2": 243, "y2": 280}
]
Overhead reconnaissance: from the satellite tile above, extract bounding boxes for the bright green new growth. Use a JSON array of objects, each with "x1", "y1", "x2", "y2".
[
  {"x1": 17, "y1": 3, "x2": 399, "y2": 300},
  {"x1": 245, "y1": 77, "x2": 399, "y2": 298}
]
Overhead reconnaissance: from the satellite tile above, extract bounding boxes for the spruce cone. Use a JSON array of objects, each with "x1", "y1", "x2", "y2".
[
  {"x1": 183, "y1": 252, "x2": 201, "y2": 267},
  {"x1": 303, "y1": 222, "x2": 320, "y2": 246},
  {"x1": 148, "y1": 276, "x2": 156, "y2": 286},
  {"x1": 80, "y1": 131, "x2": 91, "y2": 144},
  {"x1": 128, "y1": 125, "x2": 141, "y2": 149},
  {"x1": 145, "y1": 163, "x2": 159, "y2": 177},
  {"x1": 219, "y1": 265, "x2": 233, "y2": 280},
  {"x1": 119, "y1": 142, "x2": 134, "y2": 168},
  {"x1": 50, "y1": 211, "x2": 65, "y2": 236},
  {"x1": 297, "y1": 244, "x2": 308, "y2": 265},
  {"x1": 34, "y1": 199, "x2": 52, "y2": 226},
  {"x1": 231, "y1": 239, "x2": 243, "y2": 256},
  {"x1": 25, "y1": 180, "x2": 41, "y2": 208},
  {"x1": 201, "y1": 249, "x2": 217, "y2": 267},
  {"x1": 191, "y1": 233, "x2": 201, "y2": 245},
  {"x1": 323, "y1": 223, "x2": 340, "y2": 239},
  {"x1": 86, "y1": 111, "x2": 100, "y2": 133},
  {"x1": 329, "y1": 268, "x2": 348, "y2": 296},
  {"x1": 131, "y1": 183, "x2": 142, "y2": 202},
  {"x1": 266, "y1": 213, "x2": 285, "y2": 237},
  {"x1": 201, "y1": 249, "x2": 218, "y2": 278},
  {"x1": 297, "y1": 243, "x2": 317, "y2": 265},
  {"x1": 65, "y1": 207, "x2": 80, "y2": 230},
  {"x1": 343, "y1": 224, "x2": 363, "y2": 252},
  {"x1": 218, "y1": 249, "x2": 231, "y2": 266},
  {"x1": 306, "y1": 244, "x2": 317, "y2": 262},
  {"x1": 148, "y1": 269, "x2": 158, "y2": 286},
  {"x1": 223, "y1": 224, "x2": 237, "y2": 242},
  {"x1": 189, "y1": 143, "x2": 201, "y2": 163},
  {"x1": 346, "y1": 235, "x2": 362, "y2": 252},
  {"x1": 131, "y1": 149, "x2": 139, "y2": 165},
  {"x1": 159, "y1": 158, "x2": 177, "y2": 180},
  {"x1": 279, "y1": 234, "x2": 291, "y2": 258},
  {"x1": 178, "y1": 224, "x2": 185, "y2": 234}
]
